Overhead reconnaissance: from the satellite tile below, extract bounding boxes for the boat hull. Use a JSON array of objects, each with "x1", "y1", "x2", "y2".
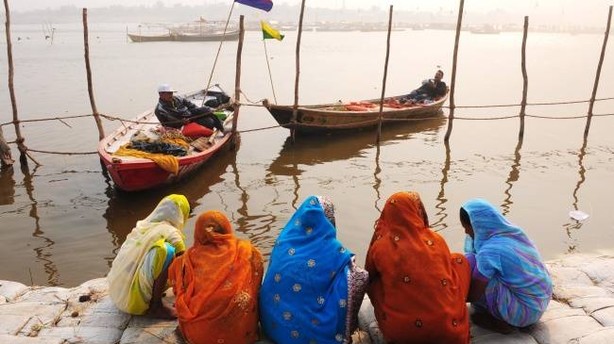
[
  {"x1": 264, "y1": 93, "x2": 447, "y2": 134},
  {"x1": 98, "y1": 88, "x2": 235, "y2": 191},
  {"x1": 127, "y1": 30, "x2": 240, "y2": 43}
]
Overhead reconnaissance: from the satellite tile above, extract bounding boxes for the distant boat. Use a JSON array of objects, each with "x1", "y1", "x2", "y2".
[
  {"x1": 127, "y1": 19, "x2": 240, "y2": 43},
  {"x1": 469, "y1": 24, "x2": 501, "y2": 35}
]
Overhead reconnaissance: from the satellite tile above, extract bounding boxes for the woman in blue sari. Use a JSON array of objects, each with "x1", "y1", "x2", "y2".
[
  {"x1": 260, "y1": 195, "x2": 368, "y2": 344},
  {"x1": 461, "y1": 198, "x2": 552, "y2": 333}
]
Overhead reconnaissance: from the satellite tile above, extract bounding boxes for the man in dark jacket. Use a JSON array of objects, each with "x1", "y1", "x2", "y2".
[
  {"x1": 401, "y1": 70, "x2": 447, "y2": 104},
  {"x1": 154, "y1": 84, "x2": 224, "y2": 132}
]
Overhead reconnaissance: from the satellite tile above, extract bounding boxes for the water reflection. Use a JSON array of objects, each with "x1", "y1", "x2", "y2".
[
  {"x1": 432, "y1": 142, "x2": 451, "y2": 232},
  {"x1": 0, "y1": 166, "x2": 15, "y2": 205},
  {"x1": 501, "y1": 139, "x2": 523, "y2": 216},
  {"x1": 266, "y1": 118, "x2": 447, "y2": 209},
  {"x1": 373, "y1": 144, "x2": 383, "y2": 213},
  {"x1": 562, "y1": 136, "x2": 589, "y2": 253},
  {"x1": 22, "y1": 165, "x2": 59, "y2": 286},
  {"x1": 102, "y1": 138, "x2": 240, "y2": 264}
]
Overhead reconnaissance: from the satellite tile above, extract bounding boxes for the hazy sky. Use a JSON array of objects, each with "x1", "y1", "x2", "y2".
[{"x1": 8, "y1": 0, "x2": 614, "y2": 25}]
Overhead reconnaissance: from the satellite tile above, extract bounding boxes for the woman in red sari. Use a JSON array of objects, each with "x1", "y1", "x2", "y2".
[
  {"x1": 168, "y1": 210, "x2": 264, "y2": 344},
  {"x1": 365, "y1": 191, "x2": 471, "y2": 343}
]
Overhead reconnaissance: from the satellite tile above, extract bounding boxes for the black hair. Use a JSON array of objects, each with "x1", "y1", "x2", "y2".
[{"x1": 459, "y1": 207, "x2": 471, "y2": 228}]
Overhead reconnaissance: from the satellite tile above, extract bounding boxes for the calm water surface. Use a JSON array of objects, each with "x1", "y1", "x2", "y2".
[{"x1": 1, "y1": 22, "x2": 614, "y2": 286}]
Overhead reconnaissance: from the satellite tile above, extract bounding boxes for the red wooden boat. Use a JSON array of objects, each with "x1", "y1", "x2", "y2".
[{"x1": 98, "y1": 87, "x2": 236, "y2": 191}]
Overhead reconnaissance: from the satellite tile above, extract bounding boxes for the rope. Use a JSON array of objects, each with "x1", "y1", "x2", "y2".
[
  {"x1": 26, "y1": 148, "x2": 97, "y2": 155},
  {"x1": 239, "y1": 90, "x2": 267, "y2": 105},
  {"x1": 447, "y1": 96, "x2": 614, "y2": 109},
  {"x1": 202, "y1": 2, "x2": 235, "y2": 106}
]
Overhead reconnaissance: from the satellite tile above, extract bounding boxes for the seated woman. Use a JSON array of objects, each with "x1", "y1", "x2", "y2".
[
  {"x1": 168, "y1": 210, "x2": 264, "y2": 344},
  {"x1": 461, "y1": 198, "x2": 552, "y2": 333},
  {"x1": 107, "y1": 194, "x2": 190, "y2": 318},
  {"x1": 260, "y1": 195, "x2": 368, "y2": 344},
  {"x1": 365, "y1": 191, "x2": 470, "y2": 344}
]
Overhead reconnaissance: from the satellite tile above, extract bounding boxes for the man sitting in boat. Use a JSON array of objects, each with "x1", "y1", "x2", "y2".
[
  {"x1": 400, "y1": 69, "x2": 447, "y2": 104},
  {"x1": 155, "y1": 84, "x2": 225, "y2": 132}
]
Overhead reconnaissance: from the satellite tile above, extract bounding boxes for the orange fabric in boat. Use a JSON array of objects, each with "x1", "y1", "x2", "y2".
[
  {"x1": 345, "y1": 104, "x2": 370, "y2": 111},
  {"x1": 169, "y1": 211, "x2": 264, "y2": 344},
  {"x1": 365, "y1": 191, "x2": 471, "y2": 344},
  {"x1": 114, "y1": 144, "x2": 179, "y2": 175}
]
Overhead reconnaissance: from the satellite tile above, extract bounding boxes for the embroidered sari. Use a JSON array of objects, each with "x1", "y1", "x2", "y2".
[
  {"x1": 169, "y1": 210, "x2": 264, "y2": 344},
  {"x1": 462, "y1": 198, "x2": 552, "y2": 327},
  {"x1": 365, "y1": 191, "x2": 470, "y2": 344},
  {"x1": 107, "y1": 194, "x2": 189, "y2": 315},
  {"x1": 260, "y1": 195, "x2": 367, "y2": 344}
]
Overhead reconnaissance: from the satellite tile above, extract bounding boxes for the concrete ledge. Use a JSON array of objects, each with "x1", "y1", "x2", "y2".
[{"x1": 0, "y1": 253, "x2": 612, "y2": 343}]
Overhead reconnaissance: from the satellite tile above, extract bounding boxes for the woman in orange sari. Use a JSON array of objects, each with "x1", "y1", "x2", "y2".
[
  {"x1": 168, "y1": 210, "x2": 264, "y2": 344},
  {"x1": 365, "y1": 191, "x2": 471, "y2": 343}
]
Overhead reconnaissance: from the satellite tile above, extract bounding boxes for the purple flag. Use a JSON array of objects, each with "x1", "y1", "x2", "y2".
[{"x1": 235, "y1": 0, "x2": 273, "y2": 12}]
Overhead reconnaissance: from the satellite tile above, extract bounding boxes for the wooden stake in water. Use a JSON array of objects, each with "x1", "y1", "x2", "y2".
[
  {"x1": 291, "y1": 0, "x2": 307, "y2": 143},
  {"x1": 444, "y1": 0, "x2": 465, "y2": 143},
  {"x1": 376, "y1": 5, "x2": 393, "y2": 143},
  {"x1": 584, "y1": 5, "x2": 612, "y2": 138},
  {"x1": 232, "y1": 15, "x2": 245, "y2": 144},
  {"x1": 3, "y1": 0, "x2": 30, "y2": 166},
  {"x1": 518, "y1": 16, "x2": 529, "y2": 140},
  {"x1": 82, "y1": 8, "x2": 105, "y2": 141}
]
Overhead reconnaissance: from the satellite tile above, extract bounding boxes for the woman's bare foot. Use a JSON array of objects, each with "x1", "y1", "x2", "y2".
[
  {"x1": 471, "y1": 310, "x2": 516, "y2": 334},
  {"x1": 147, "y1": 302, "x2": 177, "y2": 320}
]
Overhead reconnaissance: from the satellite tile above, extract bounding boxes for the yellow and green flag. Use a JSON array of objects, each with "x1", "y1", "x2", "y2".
[{"x1": 261, "y1": 20, "x2": 284, "y2": 41}]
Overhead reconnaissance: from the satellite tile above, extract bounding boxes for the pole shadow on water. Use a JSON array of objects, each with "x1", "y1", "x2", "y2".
[
  {"x1": 431, "y1": 142, "x2": 451, "y2": 233},
  {"x1": 21, "y1": 165, "x2": 59, "y2": 286},
  {"x1": 561, "y1": 136, "x2": 589, "y2": 253},
  {"x1": 501, "y1": 139, "x2": 524, "y2": 216}
]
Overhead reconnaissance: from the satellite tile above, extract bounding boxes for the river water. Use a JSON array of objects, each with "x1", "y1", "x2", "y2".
[{"x1": 1, "y1": 21, "x2": 613, "y2": 287}]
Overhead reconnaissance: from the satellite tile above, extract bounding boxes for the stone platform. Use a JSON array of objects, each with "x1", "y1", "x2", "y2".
[{"x1": 1, "y1": 252, "x2": 613, "y2": 343}]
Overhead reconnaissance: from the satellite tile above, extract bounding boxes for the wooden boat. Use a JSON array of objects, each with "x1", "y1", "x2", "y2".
[
  {"x1": 98, "y1": 86, "x2": 236, "y2": 192},
  {"x1": 263, "y1": 90, "x2": 448, "y2": 134},
  {"x1": 127, "y1": 29, "x2": 240, "y2": 43}
]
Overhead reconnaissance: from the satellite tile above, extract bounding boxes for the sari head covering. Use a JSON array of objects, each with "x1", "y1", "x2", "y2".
[
  {"x1": 462, "y1": 198, "x2": 552, "y2": 327},
  {"x1": 107, "y1": 194, "x2": 189, "y2": 314},
  {"x1": 260, "y1": 195, "x2": 354, "y2": 344},
  {"x1": 169, "y1": 210, "x2": 264, "y2": 344},
  {"x1": 365, "y1": 191, "x2": 470, "y2": 344}
]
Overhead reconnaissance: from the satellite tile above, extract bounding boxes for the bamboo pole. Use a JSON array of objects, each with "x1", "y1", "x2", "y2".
[
  {"x1": 443, "y1": 0, "x2": 465, "y2": 143},
  {"x1": 231, "y1": 15, "x2": 245, "y2": 146},
  {"x1": 584, "y1": 5, "x2": 612, "y2": 138},
  {"x1": 4, "y1": 0, "x2": 38, "y2": 167},
  {"x1": 82, "y1": 8, "x2": 105, "y2": 141},
  {"x1": 518, "y1": 16, "x2": 529, "y2": 140},
  {"x1": 376, "y1": 6, "x2": 393, "y2": 143},
  {"x1": 291, "y1": 0, "x2": 307, "y2": 143}
]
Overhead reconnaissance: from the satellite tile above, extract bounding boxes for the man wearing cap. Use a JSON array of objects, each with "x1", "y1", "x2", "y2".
[{"x1": 154, "y1": 84, "x2": 225, "y2": 132}]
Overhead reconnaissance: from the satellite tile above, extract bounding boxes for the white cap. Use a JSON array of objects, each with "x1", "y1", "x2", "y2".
[{"x1": 157, "y1": 83, "x2": 176, "y2": 93}]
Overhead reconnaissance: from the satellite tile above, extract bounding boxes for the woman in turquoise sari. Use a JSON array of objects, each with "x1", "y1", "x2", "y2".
[
  {"x1": 260, "y1": 195, "x2": 368, "y2": 344},
  {"x1": 461, "y1": 198, "x2": 552, "y2": 333}
]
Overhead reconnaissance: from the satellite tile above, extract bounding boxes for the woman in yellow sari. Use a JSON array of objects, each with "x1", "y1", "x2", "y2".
[
  {"x1": 107, "y1": 194, "x2": 189, "y2": 318},
  {"x1": 169, "y1": 210, "x2": 264, "y2": 344}
]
